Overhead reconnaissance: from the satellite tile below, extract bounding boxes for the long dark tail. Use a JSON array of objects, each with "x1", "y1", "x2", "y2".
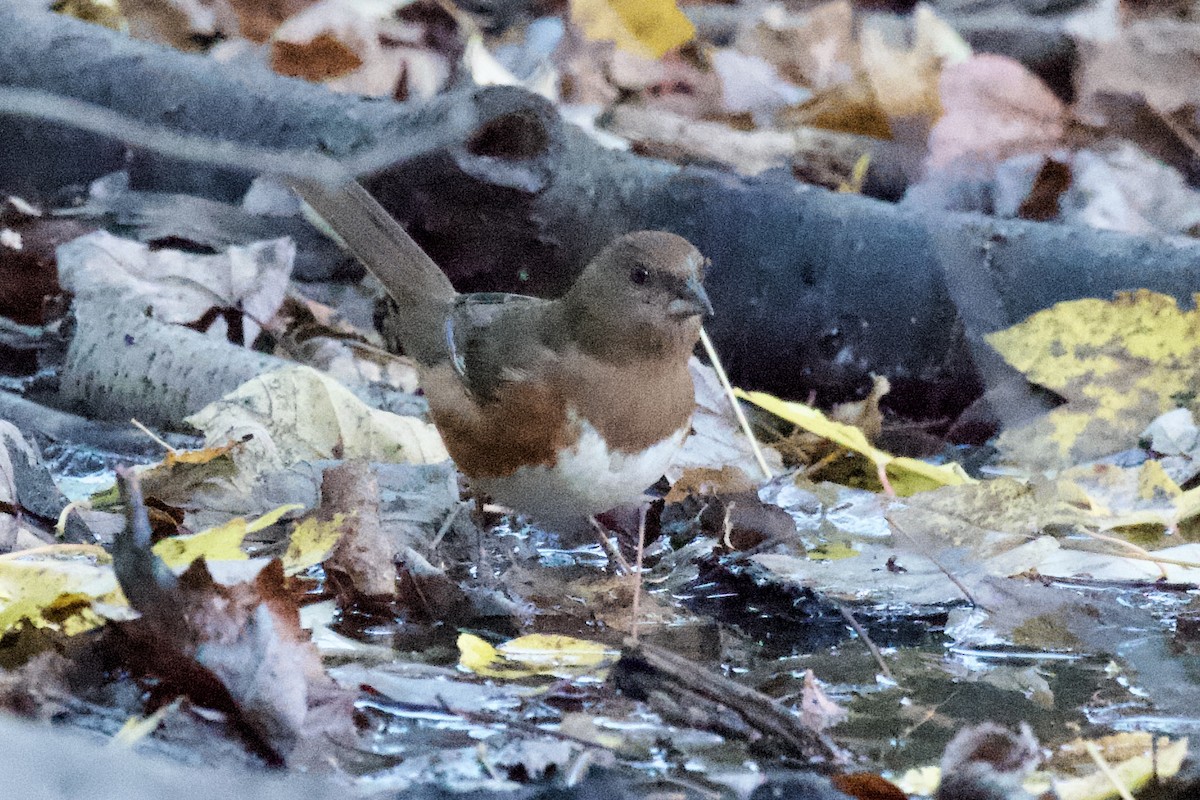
[{"x1": 291, "y1": 178, "x2": 456, "y2": 364}]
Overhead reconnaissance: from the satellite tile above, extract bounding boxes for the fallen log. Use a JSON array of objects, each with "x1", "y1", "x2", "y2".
[{"x1": 3, "y1": 4, "x2": 1200, "y2": 425}]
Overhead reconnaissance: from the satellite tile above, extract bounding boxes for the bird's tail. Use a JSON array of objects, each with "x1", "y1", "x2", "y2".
[{"x1": 291, "y1": 178, "x2": 456, "y2": 364}]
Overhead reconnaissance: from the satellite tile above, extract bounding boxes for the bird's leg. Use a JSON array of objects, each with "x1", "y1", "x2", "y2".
[
  {"x1": 589, "y1": 516, "x2": 633, "y2": 574},
  {"x1": 629, "y1": 503, "x2": 648, "y2": 643}
]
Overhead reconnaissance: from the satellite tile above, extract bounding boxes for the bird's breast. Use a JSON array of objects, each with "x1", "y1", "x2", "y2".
[{"x1": 473, "y1": 416, "x2": 689, "y2": 528}]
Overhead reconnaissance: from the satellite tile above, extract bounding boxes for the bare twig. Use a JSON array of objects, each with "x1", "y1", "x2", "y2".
[
  {"x1": 129, "y1": 418, "x2": 175, "y2": 454},
  {"x1": 1084, "y1": 741, "x2": 1136, "y2": 800},
  {"x1": 836, "y1": 604, "x2": 894, "y2": 683},
  {"x1": 1075, "y1": 530, "x2": 1171, "y2": 579},
  {"x1": 888, "y1": 515, "x2": 983, "y2": 609},
  {"x1": 699, "y1": 328, "x2": 772, "y2": 480}
]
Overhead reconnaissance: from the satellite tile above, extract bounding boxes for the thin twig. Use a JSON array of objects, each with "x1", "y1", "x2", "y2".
[
  {"x1": 888, "y1": 515, "x2": 983, "y2": 609},
  {"x1": 837, "y1": 603, "x2": 894, "y2": 682},
  {"x1": 1084, "y1": 741, "x2": 1136, "y2": 800},
  {"x1": 875, "y1": 461, "x2": 896, "y2": 498},
  {"x1": 129, "y1": 417, "x2": 175, "y2": 453},
  {"x1": 590, "y1": 517, "x2": 632, "y2": 574},
  {"x1": 428, "y1": 501, "x2": 465, "y2": 552},
  {"x1": 0, "y1": 86, "x2": 472, "y2": 187},
  {"x1": 800, "y1": 447, "x2": 844, "y2": 479},
  {"x1": 1076, "y1": 529, "x2": 1170, "y2": 579},
  {"x1": 699, "y1": 327, "x2": 772, "y2": 480},
  {"x1": 55, "y1": 500, "x2": 91, "y2": 538}
]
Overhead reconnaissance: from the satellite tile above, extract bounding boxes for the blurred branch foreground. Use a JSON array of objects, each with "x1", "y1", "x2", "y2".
[{"x1": 2, "y1": 3, "x2": 1200, "y2": 422}]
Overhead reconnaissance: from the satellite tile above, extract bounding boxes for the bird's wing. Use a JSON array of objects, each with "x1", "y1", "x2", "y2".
[{"x1": 446, "y1": 292, "x2": 555, "y2": 402}]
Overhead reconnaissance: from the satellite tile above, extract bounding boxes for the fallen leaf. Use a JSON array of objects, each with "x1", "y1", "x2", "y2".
[
  {"x1": 736, "y1": 389, "x2": 972, "y2": 495},
  {"x1": 56, "y1": 231, "x2": 294, "y2": 346},
  {"x1": 987, "y1": 290, "x2": 1200, "y2": 468},
  {"x1": 153, "y1": 503, "x2": 303, "y2": 569},
  {"x1": 859, "y1": 4, "x2": 970, "y2": 123},
  {"x1": 709, "y1": 48, "x2": 810, "y2": 121},
  {"x1": 1051, "y1": 734, "x2": 1187, "y2": 800},
  {"x1": 180, "y1": 365, "x2": 448, "y2": 506},
  {"x1": 1061, "y1": 143, "x2": 1200, "y2": 236},
  {"x1": 163, "y1": 437, "x2": 249, "y2": 467},
  {"x1": 568, "y1": 0, "x2": 694, "y2": 60},
  {"x1": 799, "y1": 669, "x2": 847, "y2": 732},
  {"x1": 0, "y1": 545, "x2": 130, "y2": 637},
  {"x1": 663, "y1": 465, "x2": 756, "y2": 505},
  {"x1": 458, "y1": 632, "x2": 617, "y2": 680},
  {"x1": 283, "y1": 515, "x2": 346, "y2": 575},
  {"x1": 736, "y1": 1, "x2": 856, "y2": 92},
  {"x1": 1076, "y1": 19, "x2": 1200, "y2": 123},
  {"x1": 1143, "y1": 407, "x2": 1199, "y2": 456},
  {"x1": 926, "y1": 54, "x2": 1066, "y2": 174}
]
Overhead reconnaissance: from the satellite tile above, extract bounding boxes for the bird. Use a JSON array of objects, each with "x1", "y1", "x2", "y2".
[{"x1": 292, "y1": 178, "x2": 713, "y2": 534}]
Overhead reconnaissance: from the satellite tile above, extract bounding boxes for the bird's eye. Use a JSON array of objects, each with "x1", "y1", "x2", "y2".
[{"x1": 630, "y1": 266, "x2": 649, "y2": 285}]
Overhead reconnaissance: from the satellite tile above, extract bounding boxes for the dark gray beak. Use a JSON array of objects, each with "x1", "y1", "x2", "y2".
[{"x1": 668, "y1": 273, "x2": 714, "y2": 318}]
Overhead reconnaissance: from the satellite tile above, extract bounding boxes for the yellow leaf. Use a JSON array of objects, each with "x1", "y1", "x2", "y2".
[
  {"x1": 987, "y1": 290, "x2": 1200, "y2": 468},
  {"x1": 457, "y1": 632, "x2": 617, "y2": 680},
  {"x1": 152, "y1": 503, "x2": 303, "y2": 569},
  {"x1": 0, "y1": 545, "x2": 128, "y2": 636},
  {"x1": 282, "y1": 514, "x2": 347, "y2": 574},
  {"x1": 894, "y1": 765, "x2": 941, "y2": 796},
  {"x1": 807, "y1": 541, "x2": 858, "y2": 560},
  {"x1": 569, "y1": 0, "x2": 694, "y2": 59},
  {"x1": 736, "y1": 389, "x2": 972, "y2": 495},
  {"x1": 1053, "y1": 735, "x2": 1187, "y2": 800}
]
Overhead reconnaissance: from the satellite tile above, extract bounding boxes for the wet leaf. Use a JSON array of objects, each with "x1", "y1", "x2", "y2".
[
  {"x1": 736, "y1": 389, "x2": 972, "y2": 495},
  {"x1": 458, "y1": 633, "x2": 617, "y2": 680},
  {"x1": 1051, "y1": 734, "x2": 1187, "y2": 800},
  {"x1": 0, "y1": 545, "x2": 130, "y2": 636},
  {"x1": 986, "y1": 290, "x2": 1200, "y2": 467},
  {"x1": 153, "y1": 503, "x2": 304, "y2": 569}
]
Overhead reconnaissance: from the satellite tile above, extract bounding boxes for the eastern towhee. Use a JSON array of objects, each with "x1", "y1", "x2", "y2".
[{"x1": 294, "y1": 179, "x2": 712, "y2": 532}]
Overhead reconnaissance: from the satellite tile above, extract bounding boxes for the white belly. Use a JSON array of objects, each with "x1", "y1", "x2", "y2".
[{"x1": 475, "y1": 418, "x2": 688, "y2": 531}]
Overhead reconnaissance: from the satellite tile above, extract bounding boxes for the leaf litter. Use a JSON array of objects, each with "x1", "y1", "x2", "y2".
[{"x1": 8, "y1": 0, "x2": 1200, "y2": 798}]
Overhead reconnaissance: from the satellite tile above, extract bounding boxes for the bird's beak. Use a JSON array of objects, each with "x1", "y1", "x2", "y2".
[{"x1": 668, "y1": 273, "x2": 715, "y2": 319}]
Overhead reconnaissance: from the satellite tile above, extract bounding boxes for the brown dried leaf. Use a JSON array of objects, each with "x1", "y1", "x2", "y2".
[
  {"x1": 320, "y1": 460, "x2": 394, "y2": 597},
  {"x1": 269, "y1": 1, "x2": 456, "y2": 99},
  {"x1": 926, "y1": 54, "x2": 1067, "y2": 173},
  {"x1": 799, "y1": 669, "x2": 847, "y2": 733},
  {"x1": 114, "y1": 557, "x2": 353, "y2": 764}
]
